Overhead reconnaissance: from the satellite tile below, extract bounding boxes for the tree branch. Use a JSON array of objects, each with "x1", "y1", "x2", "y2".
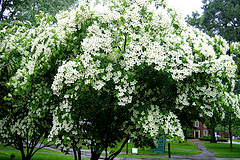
[
  {"x1": 123, "y1": 34, "x2": 128, "y2": 52},
  {"x1": 108, "y1": 136, "x2": 129, "y2": 160}
]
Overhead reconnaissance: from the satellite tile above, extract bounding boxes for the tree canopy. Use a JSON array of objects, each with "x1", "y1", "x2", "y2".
[
  {"x1": 186, "y1": 0, "x2": 240, "y2": 42},
  {"x1": 0, "y1": 0, "x2": 78, "y2": 23},
  {"x1": 1, "y1": 0, "x2": 240, "y2": 160}
]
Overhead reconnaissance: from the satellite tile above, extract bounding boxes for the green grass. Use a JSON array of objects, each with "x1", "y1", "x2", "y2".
[
  {"x1": 0, "y1": 144, "x2": 62, "y2": 154},
  {"x1": 202, "y1": 142, "x2": 240, "y2": 158},
  {"x1": 166, "y1": 148, "x2": 200, "y2": 155},
  {"x1": 166, "y1": 141, "x2": 201, "y2": 155},
  {"x1": 233, "y1": 140, "x2": 240, "y2": 142},
  {"x1": 108, "y1": 141, "x2": 200, "y2": 156},
  {"x1": 0, "y1": 140, "x2": 201, "y2": 160},
  {"x1": 0, "y1": 150, "x2": 89, "y2": 160},
  {"x1": 102, "y1": 153, "x2": 169, "y2": 159},
  {"x1": 167, "y1": 141, "x2": 199, "y2": 150}
]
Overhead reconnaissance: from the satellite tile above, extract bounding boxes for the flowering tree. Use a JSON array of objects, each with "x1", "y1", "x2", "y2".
[
  {"x1": 1, "y1": 0, "x2": 240, "y2": 160},
  {"x1": 0, "y1": 15, "x2": 66, "y2": 160}
]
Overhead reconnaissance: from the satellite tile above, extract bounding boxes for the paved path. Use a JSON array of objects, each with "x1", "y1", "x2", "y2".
[
  {"x1": 227, "y1": 141, "x2": 240, "y2": 145},
  {"x1": 190, "y1": 141, "x2": 215, "y2": 160}
]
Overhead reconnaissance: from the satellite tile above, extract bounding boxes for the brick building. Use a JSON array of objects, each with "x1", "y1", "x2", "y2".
[{"x1": 191, "y1": 121, "x2": 212, "y2": 138}]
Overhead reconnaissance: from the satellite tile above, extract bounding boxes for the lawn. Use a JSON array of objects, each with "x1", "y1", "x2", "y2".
[
  {"x1": 233, "y1": 140, "x2": 240, "y2": 143},
  {"x1": 108, "y1": 140, "x2": 200, "y2": 156},
  {"x1": 0, "y1": 150, "x2": 89, "y2": 160},
  {"x1": 0, "y1": 141, "x2": 201, "y2": 160},
  {"x1": 201, "y1": 142, "x2": 240, "y2": 158},
  {"x1": 0, "y1": 144, "x2": 62, "y2": 154},
  {"x1": 43, "y1": 138, "x2": 201, "y2": 156}
]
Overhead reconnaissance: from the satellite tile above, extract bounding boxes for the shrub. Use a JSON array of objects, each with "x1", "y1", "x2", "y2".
[{"x1": 199, "y1": 136, "x2": 212, "y2": 141}]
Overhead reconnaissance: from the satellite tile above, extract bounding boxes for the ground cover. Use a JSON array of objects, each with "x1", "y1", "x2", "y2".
[
  {"x1": 102, "y1": 153, "x2": 169, "y2": 159},
  {"x1": 108, "y1": 141, "x2": 200, "y2": 156},
  {"x1": 0, "y1": 144, "x2": 62, "y2": 154},
  {"x1": 233, "y1": 140, "x2": 240, "y2": 142},
  {"x1": 0, "y1": 150, "x2": 89, "y2": 160},
  {"x1": 0, "y1": 140, "x2": 201, "y2": 159},
  {"x1": 201, "y1": 142, "x2": 240, "y2": 158}
]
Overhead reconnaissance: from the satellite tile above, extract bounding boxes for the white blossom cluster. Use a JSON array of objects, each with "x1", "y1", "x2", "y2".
[
  {"x1": 0, "y1": 109, "x2": 41, "y2": 143},
  {"x1": 231, "y1": 42, "x2": 240, "y2": 55},
  {"x1": 0, "y1": 15, "x2": 64, "y2": 92},
  {"x1": 48, "y1": 100, "x2": 85, "y2": 152},
  {"x1": 0, "y1": 81, "x2": 53, "y2": 145},
  {"x1": 222, "y1": 92, "x2": 240, "y2": 119},
  {"x1": 56, "y1": 1, "x2": 91, "y2": 35},
  {"x1": 126, "y1": 105, "x2": 184, "y2": 140}
]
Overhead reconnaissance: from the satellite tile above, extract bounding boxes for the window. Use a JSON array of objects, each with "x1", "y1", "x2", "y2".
[{"x1": 195, "y1": 121, "x2": 199, "y2": 127}]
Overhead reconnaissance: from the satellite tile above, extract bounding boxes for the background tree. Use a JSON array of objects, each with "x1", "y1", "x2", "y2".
[
  {"x1": 186, "y1": 0, "x2": 240, "y2": 42},
  {"x1": 0, "y1": 0, "x2": 78, "y2": 23}
]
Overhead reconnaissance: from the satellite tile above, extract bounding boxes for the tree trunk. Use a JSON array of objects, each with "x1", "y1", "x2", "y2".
[
  {"x1": 21, "y1": 153, "x2": 26, "y2": 160},
  {"x1": 25, "y1": 155, "x2": 32, "y2": 160},
  {"x1": 78, "y1": 150, "x2": 81, "y2": 160},
  {"x1": 211, "y1": 127, "x2": 217, "y2": 143},
  {"x1": 20, "y1": 145, "x2": 27, "y2": 160},
  {"x1": 73, "y1": 146, "x2": 77, "y2": 160},
  {"x1": 90, "y1": 151, "x2": 101, "y2": 160},
  {"x1": 0, "y1": 0, "x2": 8, "y2": 21},
  {"x1": 229, "y1": 123, "x2": 233, "y2": 150},
  {"x1": 21, "y1": 154, "x2": 31, "y2": 160}
]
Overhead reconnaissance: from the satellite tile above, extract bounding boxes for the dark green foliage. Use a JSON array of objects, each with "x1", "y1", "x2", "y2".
[
  {"x1": 186, "y1": 0, "x2": 240, "y2": 42},
  {"x1": 199, "y1": 136, "x2": 212, "y2": 141},
  {"x1": 0, "y1": 0, "x2": 78, "y2": 24}
]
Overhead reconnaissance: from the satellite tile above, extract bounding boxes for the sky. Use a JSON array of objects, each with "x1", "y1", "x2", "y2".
[{"x1": 167, "y1": 0, "x2": 203, "y2": 18}]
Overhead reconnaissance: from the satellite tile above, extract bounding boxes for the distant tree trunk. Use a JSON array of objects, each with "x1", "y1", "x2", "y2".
[
  {"x1": 229, "y1": 127, "x2": 233, "y2": 150},
  {"x1": 211, "y1": 127, "x2": 216, "y2": 143},
  {"x1": 210, "y1": 118, "x2": 217, "y2": 143},
  {"x1": 0, "y1": 0, "x2": 8, "y2": 21},
  {"x1": 183, "y1": 129, "x2": 187, "y2": 141},
  {"x1": 229, "y1": 118, "x2": 233, "y2": 150}
]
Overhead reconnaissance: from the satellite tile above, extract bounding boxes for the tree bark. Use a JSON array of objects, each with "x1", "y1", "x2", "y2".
[
  {"x1": 90, "y1": 151, "x2": 101, "y2": 160},
  {"x1": 0, "y1": 0, "x2": 8, "y2": 20},
  {"x1": 78, "y1": 150, "x2": 81, "y2": 160},
  {"x1": 23, "y1": 155, "x2": 32, "y2": 160},
  {"x1": 211, "y1": 127, "x2": 217, "y2": 143},
  {"x1": 229, "y1": 123, "x2": 233, "y2": 150},
  {"x1": 73, "y1": 146, "x2": 77, "y2": 160},
  {"x1": 21, "y1": 152, "x2": 26, "y2": 160}
]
